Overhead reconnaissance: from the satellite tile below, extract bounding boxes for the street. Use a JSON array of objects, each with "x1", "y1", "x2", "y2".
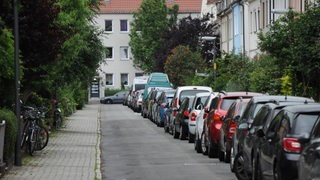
[{"x1": 100, "y1": 104, "x2": 237, "y2": 180}]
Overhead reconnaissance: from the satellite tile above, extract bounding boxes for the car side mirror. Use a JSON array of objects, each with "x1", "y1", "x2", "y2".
[
  {"x1": 234, "y1": 115, "x2": 241, "y2": 122},
  {"x1": 298, "y1": 133, "x2": 310, "y2": 144},
  {"x1": 238, "y1": 123, "x2": 249, "y2": 131},
  {"x1": 256, "y1": 129, "x2": 265, "y2": 138},
  {"x1": 220, "y1": 116, "x2": 225, "y2": 121}
]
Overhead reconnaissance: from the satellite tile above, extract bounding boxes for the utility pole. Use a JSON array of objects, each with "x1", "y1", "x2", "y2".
[{"x1": 14, "y1": 0, "x2": 22, "y2": 166}]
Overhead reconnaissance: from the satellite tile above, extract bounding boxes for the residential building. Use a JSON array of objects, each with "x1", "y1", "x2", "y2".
[
  {"x1": 93, "y1": 0, "x2": 202, "y2": 98},
  {"x1": 214, "y1": 0, "x2": 314, "y2": 59}
]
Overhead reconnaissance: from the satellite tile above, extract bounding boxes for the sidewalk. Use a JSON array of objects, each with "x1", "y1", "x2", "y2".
[{"x1": 3, "y1": 98, "x2": 102, "y2": 180}]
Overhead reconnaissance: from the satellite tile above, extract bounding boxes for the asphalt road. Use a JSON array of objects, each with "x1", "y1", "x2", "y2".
[{"x1": 100, "y1": 104, "x2": 237, "y2": 180}]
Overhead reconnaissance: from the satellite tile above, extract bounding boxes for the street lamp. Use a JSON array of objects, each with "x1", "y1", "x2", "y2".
[{"x1": 201, "y1": 36, "x2": 218, "y2": 81}]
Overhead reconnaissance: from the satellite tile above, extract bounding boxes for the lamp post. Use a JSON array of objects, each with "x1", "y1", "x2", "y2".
[
  {"x1": 14, "y1": 0, "x2": 22, "y2": 166},
  {"x1": 201, "y1": 36, "x2": 217, "y2": 81}
]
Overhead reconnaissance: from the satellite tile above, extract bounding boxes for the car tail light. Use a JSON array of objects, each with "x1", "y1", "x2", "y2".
[
  {"x1": 283, "y1": 138, "x2": 302, "y2": 153},
  {"x1": 203, "y1": 113, "x2": 208, "y2": 120},
  {"x1": 173, "y1": 98, "x2": 178, "y2": 116},
  {"x1": 184, "y1": 110, "x2": 189, "y2": 117},
  {"x1": 228, "y1": 122, "x2": 237, "y2": 138},
  {"x1": 190, "y1": 111, "x2": 197, "y2": 121},
  {"x1": 214, "y1": 111, "x2": 222, "y2": 122}
]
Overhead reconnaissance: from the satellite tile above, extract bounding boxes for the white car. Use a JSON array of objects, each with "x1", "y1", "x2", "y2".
[
  {"x1": 170, "y1": 86, "x2": 213, "y2": 138},
  {"x1": 194, "y1": 92, "x2": 217, "y2": 153},
  {"x1": 188, "y1": 92, "x2": 211, "y2": 143}
]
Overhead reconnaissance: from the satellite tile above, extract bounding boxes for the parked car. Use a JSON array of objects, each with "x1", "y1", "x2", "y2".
[
  {"x1": 298, "y1": 116, "x2": 320, "y2": 180},
  {"x1": 256, "y1": 104, "x2": 320, "y2": 180},
  {"x1": 170, "y1": 86, "x2": 213, "y2": 138},
  {"x1": 187, "y1": 92, "x2": 211, "y2": 143},
  {"x1": 100, "y1": 90, "x2": 128, "y2": 104},
  {"x1": 203, "y1": 91, "x2": 262, "y2": 158},
  {"x1": 154, "y1": 89, "x2": 176, "y2": 127},
  {"x1": 194, "y1": 92, "x2": 217, "y2": 154},
  {"x1": 218, "y1": 98, "x2": 250, "y2": 163},
  {"x1": 172, "y1": 96, "x2": 195, "y2": 140},
  {"x1": 151, "y1": 89, "x2": 170, "y2": 123},
  {"x1": 131, "y1": 89, "x2": 144, "y2": 112},
  {"x1": 231, "y1": 95, "x2": 314, "y2": 179}
]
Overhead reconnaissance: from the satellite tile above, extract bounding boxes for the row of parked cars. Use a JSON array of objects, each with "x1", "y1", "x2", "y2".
[{"x1": 123, "y1": 85, "x2": 320, "y2": 180}]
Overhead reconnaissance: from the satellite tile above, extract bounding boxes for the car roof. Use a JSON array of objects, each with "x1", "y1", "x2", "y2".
[
  {"x1": 281, "y1": 104, "x2": 320, "y2": 113},
  {"x1": 218, "y1": 91, "x2": 263, "y2": 98},
  {"x1": 249, "y1": 95, "x2": 314, "y2": 103}
]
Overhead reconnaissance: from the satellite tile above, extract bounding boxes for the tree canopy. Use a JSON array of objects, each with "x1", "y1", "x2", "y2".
[{"x1": 129, "y1": 0, "x2": 178, "y2": 72}]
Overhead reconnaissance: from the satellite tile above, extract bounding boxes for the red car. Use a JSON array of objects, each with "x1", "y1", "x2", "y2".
[
  {"x1": 218, "y1": 98, "x2": 250, "y2": 162},
  {"x1": 203, "y1": 91, "x2": 261, "y2": 158}
]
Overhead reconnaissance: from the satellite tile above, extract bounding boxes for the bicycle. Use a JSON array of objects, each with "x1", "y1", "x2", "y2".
[{"x1": 20, "y1": 106, "x2": 49, "y2": 155}]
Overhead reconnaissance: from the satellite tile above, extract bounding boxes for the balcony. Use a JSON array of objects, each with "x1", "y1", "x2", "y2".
[{"x1": 217, "y1": 0, "x2": 241, "y2": 15}]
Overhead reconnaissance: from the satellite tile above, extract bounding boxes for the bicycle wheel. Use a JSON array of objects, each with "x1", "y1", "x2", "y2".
[
  {"x1": 54, "y1": 114, "x2": 62, "y2": 129},
  {"x1": 20, "y1": 121, "x2": 29, "y2": 149},
  {"x1": 36, "y1": 125, "x2": 49, "y2": 150},
  {"x1": 28, "y1": 129, "x2": 37, "y2": 156}
]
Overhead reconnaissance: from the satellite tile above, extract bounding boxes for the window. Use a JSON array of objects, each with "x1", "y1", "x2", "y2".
[
  {"x1": 105, "y1": 47, "x2": 113, "y2": 60},
  {"x1": 105, "y1": 20, "x2": 112, "y2": 32},
  {"x1": 121, "y1": 73, "x2": 128, "y2": 86},
  {"x1": 105, "y1": 74, "x2": 113, "y2": 85},
  {"x1": 120, "y1": 20, "x2": 128, "y2": 32},
  {"x1": 120, "y1": 46, "x2": 129, "y2": 60}
]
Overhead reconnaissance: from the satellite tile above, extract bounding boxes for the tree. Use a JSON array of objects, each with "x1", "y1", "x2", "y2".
[
  {"x1": 154, "y1": 14, "x2": 219, "y2": 72},
  {"x1": 258, "y1": 4, "x2": 320, "y2": 99},
  {"x1": 129, "y1": 0, "x2": 178, "y2": 72},
  {"x1": 164, "y1": 45, "x2": 206, "y2": 87}
]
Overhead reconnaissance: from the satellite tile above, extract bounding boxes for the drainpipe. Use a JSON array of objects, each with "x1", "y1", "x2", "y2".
[{"x1": 239, "y1": 1, "x2": 245, "y2": 56}]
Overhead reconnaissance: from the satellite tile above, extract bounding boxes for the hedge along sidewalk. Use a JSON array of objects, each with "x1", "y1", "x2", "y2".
[{"x1": 3, "y1": 98, "x2": 102, "y2": 180}]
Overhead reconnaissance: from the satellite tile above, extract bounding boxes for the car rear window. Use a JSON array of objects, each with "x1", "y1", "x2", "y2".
[
  {"x1": 179, "y1": 90, "x2": 210, "y2": 102},
  {"x1": 293, "y1": 113, "x2": 320, "y2": 134},
  {"x1": 220, "y1": 98, "x2": 238, "y2": 110},
  {"x1": 135, "y1": 84, "x2": 146, "y2": 91}
]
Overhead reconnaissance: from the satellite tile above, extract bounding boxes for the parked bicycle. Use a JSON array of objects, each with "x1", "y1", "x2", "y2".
[
  {"x1": 53, "y1": 99, "x2": 62, "y2": 129},
  {"x1": 20, "y1": 106, "x2": 49, "y2": 156}
]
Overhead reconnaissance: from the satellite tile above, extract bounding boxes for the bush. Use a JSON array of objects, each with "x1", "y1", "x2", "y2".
[
  {"x1": 0, "y1": 109, "x2": 17, "y2": 166},
  {"x1": 104, "y1": 88, "x2": 123, "y2": 96}
]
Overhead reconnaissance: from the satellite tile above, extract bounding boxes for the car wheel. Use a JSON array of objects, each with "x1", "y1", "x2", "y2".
[
  {"x1": 106, "y1": 99, "x2": 112, "y2": 104},
  {"x1": 173, "y1": 124, "x2": 180, "y2": 139},
  {"x1": 188, "y1": 132, "x2": 195, "y2": 143},
  {"x1": 179, "y1": 125, "x2": 187, "y2": 140},
  {"x1": 252, "y1": 154, "x2": 262, "y2": 180},
  {"x1": 208, "y1": 139, "x2": 217, "y2": 158},
  {"x1": 230, "y1": 147, "x2": 235, "y2": 172},
  {"x1": 234, "y1": 151, "x2": 251, "y2": 180},
  {"x1": 218, "y1": 149, "x2": 225, "y2": 162},
  {"x1": 195, "y1": 134, "x2": 202, "y2": 153},
  {"x1": 201, "y1": 132, "x2": 208, "y2": 155},
  {"x1": 225, "y1": 141, "x2": 231, "y2": 163}
]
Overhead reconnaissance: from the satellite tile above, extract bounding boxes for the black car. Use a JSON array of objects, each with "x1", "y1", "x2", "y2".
[
  {"x1": 236, "y1": 101, "x2": 313, "y2": 180},
  {"x1": 231, "y1": 95, "x2": 314, "y2": 178},
  {"x1": 172, "y1": 96, "x2": 195, "y2": 140},
  {"x1": 298, "y1": 115, "x2": 320, "y2": 180},
  {"x1": 256, "y1": 104, "x2": 320, "y2": 180}
]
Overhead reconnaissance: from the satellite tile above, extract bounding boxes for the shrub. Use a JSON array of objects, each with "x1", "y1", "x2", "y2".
[{"x1": 0, "y1": 109, "x2": 17, "y2": 166}]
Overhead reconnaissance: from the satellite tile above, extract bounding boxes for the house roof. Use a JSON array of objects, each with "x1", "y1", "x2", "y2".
[{"x1": 98, "y1": 0, "x2": 202, "y2": 14}]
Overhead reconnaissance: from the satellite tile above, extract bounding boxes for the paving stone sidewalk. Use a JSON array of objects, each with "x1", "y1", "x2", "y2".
[{"x1": 3, "y1": 98, "x2": 102, "y2": 180}]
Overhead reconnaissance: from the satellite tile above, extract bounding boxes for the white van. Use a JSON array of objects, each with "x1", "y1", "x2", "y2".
[{"x1": 131, "y1": 76, "x2": 149, "y2": 93}]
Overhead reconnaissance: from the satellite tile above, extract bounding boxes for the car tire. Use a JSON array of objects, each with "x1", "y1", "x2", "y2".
[
  {"x1": 218, "y1": 150, "x2": 225, "y2": 162},
  {"x1": 188, "y1": 132, "x2": 195, "y2": 143},
  {"x1": 208, "y1": 140, "x2": 217, "y2": 158},
  {"x1": 173, "y1": 124, "x2": 180, "y2": 139},
  {"x1": 201, "y1": 132, "x2": 208, "y2": 155},
  {"x1": 225, "y1": 141, "x2": 231, "y2": 163},
  {"x1": 234, "y1": 151, "x2": 251, "y2": 180},
  {"x1": 106, "y1": 99, "x2": 112, "y2": 104},
  {"x1": 195, "y1": 135, "x2": 202, "y2": 153},
  {"x1": 179, "y1": 125, "x2": 187, "y2": 140},
  {"x1": 252, "y1": 155, "x2": 262, "y2": 180}
]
